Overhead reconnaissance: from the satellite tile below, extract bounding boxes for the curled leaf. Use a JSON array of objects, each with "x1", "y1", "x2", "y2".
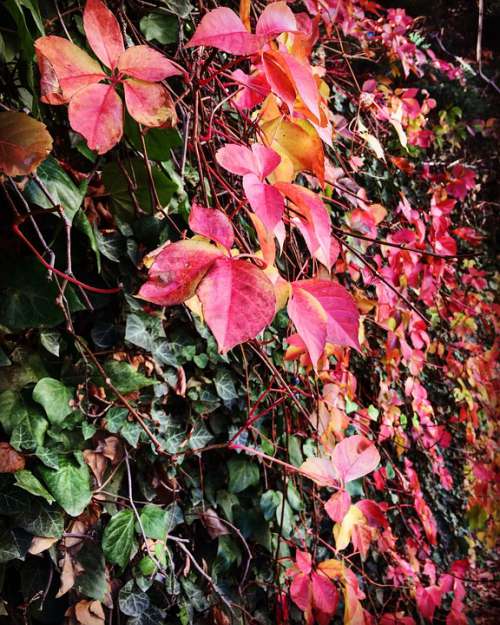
[{"x1": 0, "y1": 112, "x2": 53, "y2": 176}]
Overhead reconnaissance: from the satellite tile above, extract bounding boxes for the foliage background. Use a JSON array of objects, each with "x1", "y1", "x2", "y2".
[{"x1": 0, "y1": 1, "x2": 498, "y2": 625}]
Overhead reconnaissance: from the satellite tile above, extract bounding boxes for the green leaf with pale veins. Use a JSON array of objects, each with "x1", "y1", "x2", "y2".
[
  {"x1": 38, "y1": 456, "x2": 92, "y2": 517},
  {"x1": 102, "y1": 509, "x2": 136, "y2": 568}
]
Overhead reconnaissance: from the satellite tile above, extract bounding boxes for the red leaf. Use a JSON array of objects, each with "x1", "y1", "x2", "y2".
[
  {"x1": 34, "y1": 36, "x2": 105, "y2": 102},
  {"x1": 255, "y1": 1, "x2": 297, "y2": 40},
  {"x1": 242, "y1": 174, "x2": 285, "y2": 234},
  {"x1": 83, "y1": 0, "x2": 124, "y2": 69},
  {"x1": 355, "y1": 499, "x2": 388, "y2": 528},
  {"x1": 68, "y1": 83, "x2": 123, "y2": 154},
  {"x1": 117, "y1": 45, "x2": 183, "y2": 82},
  {"x1": 138, "y1": 239, "x2": 223, "y2": 306},
  {"x1": 123, "y1": 79, "x2": 177, "y2": 127},
  {"x1": 293, "y1": 279, "x2": 360, "y2": 350},
  {"x1": 295, "y1": 550, "x2": 312, "y2": 575},
  {"x1": 0, "y1": 112, "x2": 52, "y2": 176},
  {"x1": 324, "y1": 490, "x2": 352, "y2": 523},
  {"x1": 290, "y1": 573, "x2": 311, "y2": 611},
  {"x1": 196, "y1": 257, "x2": 276, "y2": 352},
  {"x1": 311, "y1": 571, "x2": 339, "y2": 616},
  {"x1": 278, "y1": 49, "x2": 321, "y2": 122},
  {"x1": 186, "y1": 8, "x2": 259, "y2": 55},
  {"x1": 262, "y1": 51, "x2": 297, "y2": 113},
  {"x1": 275, "y1": 183, "x2": 332, "y2": 269},
  {"x1": 331, "y1": 435, "x2": 380, "y2": 483},
  {"x1": 415, "y1": 585, "x2": 443, "y2": 621},
  {"x1": 288, "y1": 284, "x2": 328, "y2": 368},
  {"x1": 189, "y1": 203, "x2": 234, "y2": 251}
]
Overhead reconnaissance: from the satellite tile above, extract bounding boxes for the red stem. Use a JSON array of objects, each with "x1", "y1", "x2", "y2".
[{"x1": 12, "y1": 223, "x2": 122, "y2": 295}]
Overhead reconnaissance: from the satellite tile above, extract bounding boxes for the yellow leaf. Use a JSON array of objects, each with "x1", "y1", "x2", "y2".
[{"x1": 333, "y1": 505, "x2": 366, "y2": 550}]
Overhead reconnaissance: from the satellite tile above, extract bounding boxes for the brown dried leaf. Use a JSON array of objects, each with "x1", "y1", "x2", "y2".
[
  {"x1": 29, "y1": 536, "x2": 58, "y2": 555},
  {"x1": 0, "y1": 442, "x2": 25, "y2": 473},
  {"x1": 74, "y1": 600, "x2": 105, "y2": 625}
]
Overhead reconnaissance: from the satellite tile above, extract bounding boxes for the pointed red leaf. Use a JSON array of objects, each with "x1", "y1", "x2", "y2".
[
  {"x1": 278, "y1": 49, "x2": 321, "y2": 122},
  {"x1": 34, "y1": 36, "x2": 105, "y2": 102},
  {"x1": 83, "y1": 0, "x2": 124, "y2": 69},
  {"x1": 262, "y1": 51, "x2": 297, "y2": 114},
  {"x1": 243, "y1": 174, "x2": 285, "y2": 234},
  {"x1": 196, "y1": 257, "x2": 276, "y2": 352},
  {"x1": 290, "y1": 573, "x2": 311, "y2": 612},
  {"x1": 117, "y1": 45, "x2": 183, "y2": 81},
  {"x1": 138, "y1": 239, "x2": 223, "y2": 306},
  {"x1": 288, "y1": 284, "x2": 327, "y2": 368},
  {"x1": 255, "y1": 1, "x2": 297, "y2": 40},
  {"x1": 311, "y1": 571, "x2": 339, "y2": 616},
  {"x1": 292, "y1": 279, "x2": 360, "y2": 350},
  {"x1": 186, "y1": 8, "x2": 259, "y2": 55},
  {"x1": 331, "y1": 435, "x2": 380, "y2": 483},
  {"x1": 324, "y1": 490, "x2": 352, "y2": 523},
  {"x1": 68, "y1": 83, "x2": 123, "y2": 154},
  {"x1": 275, "y1": 183, "x2": 332, "y2": 269},
  {"x1": 123, "y1": 79, "x2": 177, "y2": 127},
  {"x1": 189, "y1": 203, "x2": 234, "y2": 251}
]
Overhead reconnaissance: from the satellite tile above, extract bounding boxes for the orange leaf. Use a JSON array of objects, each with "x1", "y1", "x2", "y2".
[
  {"x1": 0, "y1": 112, "x2": 52, "y2": 176},
  {"x1": 34, "y1": 36, "x2": 105, "y2": 102},
  {"x1": 123, "y1": 79, "x2": 177, "y2": 128}
]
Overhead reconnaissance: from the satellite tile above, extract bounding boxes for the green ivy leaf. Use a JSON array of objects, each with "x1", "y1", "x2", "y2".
[
  {"x1": 0, "y1": 526, "x2": 31, "y2": 563},
  {"x1": 38, "y1": 457, "x2": 91, "y2": 517},
  {"x1": 24, "y1": 156, "x2": 87, "y2": 224},
  {"x1": 139, "y1": 505, "x2": 168, "y2": 540},
  {"x1": 14, "y1": 469, "x2": 54, "y2": 503},
  {"x1": 14, "y1": 500, "x2": 64, "y2": 537},
  {"x1": 32, "y1": 378, "x2": 74, "y2": 425},
  {"x1": 119, "y1": 580, "x2": 150, "y2": 617},
  {"x1": 140, "y1": 13, "x2": 178, "y2": 44},
  {"x1": 102, "y1": 509, "x2": 136, "y2": 568},
  {"x1": 214, "y1": 369, "x2": 238, "y2": 402},
  {"x1": 227, "y1": 458, "x2": 259, "y2": 493},
  {"x1": 75, "y1": 541, "x2": 108, "y2": 601},
  {"x1": 102, "y1": 361, "x2": 156, "y2": 394}
]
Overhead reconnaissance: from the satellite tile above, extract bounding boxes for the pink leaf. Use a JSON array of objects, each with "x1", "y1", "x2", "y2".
[
  {"x1": 186, "y1": 8, "x2": 259, "y2": 55},
  {"x1": 34, "y1": 36, "x2": 105, "y2": 102},
  {"x1": 196, "y1": 257, "x2": 276, "y2": 352},
  {"x1": 123, "y1": 79, "x2": 177, "y2": 127},
  {"x1": 292, "y1": 279, "x2": 360, "y2": 350},
  {"x1": 216, "y1": 143, "x2": 280, "y2": 180},
  {"x1": 324, "y1": 490, "x2": 352, "y2": 523},
  {"x1": 275, "y1": 183, "x2": 332, "y2": 269},
  {"x1": 68, "y1": 83, "x2": 123, "y2": 154},
  {"x1": 415, "y1": 585, "x2": 443, "y2": 621},
  {"x1": 255, "y1": 1, "x2": 297, "y2": 40},
  {"x1": 299, "y1": 457, "x2": 337, "y2": 488},
  {"x1": 231, "y1": 69, "x2": 270, "y2": 111},
  {"x1": 331, "y1": 435, "x2": 380, "y2": 483},
  {"x1": 216, "y1": 144, "x2": 257, "y2": 177},
  {"x1": 311, "y1": 571, "x2": 339, "y2": 616},
  {"x1": 278, "y1": 48, "x2": 321, "y2": 122},
  {"x1": 117, "y1": 45, "x2": 183, "y2": 82},
  {"x1": 83, "y1": 0, "x2": 124, "y2": 69},
  {"x1": 295, "y1": 550, "x2": 312, "y2": 575},
  {"x1": 288, "y1": 284, "x2": 327, "y2": 369},
  {"x1": 189, "y1": 203, "x2": 234, "y2": 251},
  {"x1": 290, "y1": 573, "x2": 311, "y2": 612},
  {"x1": 242, "y1": 174, "x2": 285, "y2": 234},
  {"x1": 138, "y1": 239, "x2": 223, "y2": 306}
]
